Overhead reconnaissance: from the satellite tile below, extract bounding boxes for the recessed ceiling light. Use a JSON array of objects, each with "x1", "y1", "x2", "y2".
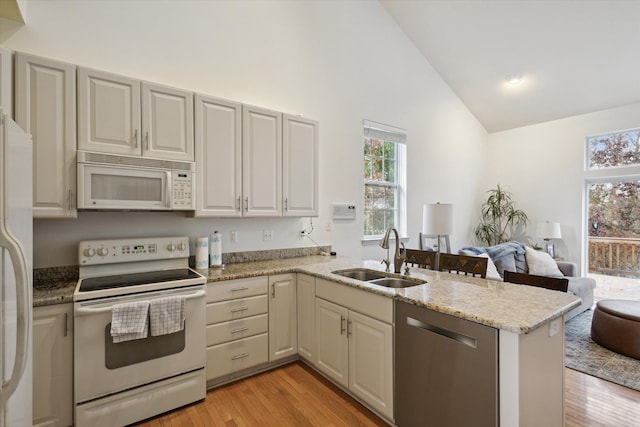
[{"x1": 506, "y1": 73, "x2": 523, "y2": 85}]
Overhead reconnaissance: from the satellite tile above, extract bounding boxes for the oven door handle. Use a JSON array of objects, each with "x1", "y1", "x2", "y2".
[{"x1": 75, "y1": 288, "x2": 206, "y2": 316}]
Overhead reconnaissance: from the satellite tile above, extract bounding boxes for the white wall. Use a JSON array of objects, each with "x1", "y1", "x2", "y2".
[
  {"x1": 3, "y1": 0, "x2": 487, "y2": 268},
  {"x1": 487, "y1": 102, "x2": 640, "y2": 273}
]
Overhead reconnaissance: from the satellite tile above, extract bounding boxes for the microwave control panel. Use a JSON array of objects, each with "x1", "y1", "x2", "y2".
[{"x1": 172, "y1": 172, "x2": 194, "y2": 210}]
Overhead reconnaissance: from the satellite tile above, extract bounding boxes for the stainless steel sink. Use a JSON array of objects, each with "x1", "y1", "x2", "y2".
[
  {"x1": 332, "y1": 269, "x2": 425, "y2": 288},
  {"x1": 368, "y1": 277, "x2": 425, "y2": 288},
  {"x1": 332, "y1": 269, "x2": 386, "y2": 281}
]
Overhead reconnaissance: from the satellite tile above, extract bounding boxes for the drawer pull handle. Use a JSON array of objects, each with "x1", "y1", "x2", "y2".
[
  {"x1": 231, "y1": 287, "x2": 249, "y2": 292},
  {"x1": 230, "y1": 306, "x2": 248, "y2": 313},
  {"x1": 340, "y1": 316, "x2": 346, "y2": 335},
  {"x1": 231, "y1": 327, "x2": 249, "y2": 334},
  {"x1": 231, "y1": 353, "x2": 249, "y2": 361}
]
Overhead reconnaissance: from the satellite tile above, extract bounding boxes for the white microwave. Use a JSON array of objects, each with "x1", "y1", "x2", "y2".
[{"x1": 77, "y1": 151, "x2": 195, "y2": 211}]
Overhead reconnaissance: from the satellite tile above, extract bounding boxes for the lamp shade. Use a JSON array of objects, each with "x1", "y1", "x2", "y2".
[
  {"x1": 422, "y1": 203, "x2": 454, "y2": 235},
  {"x1": 537, "y1": 221, "x2": 562, "y2": 239}
]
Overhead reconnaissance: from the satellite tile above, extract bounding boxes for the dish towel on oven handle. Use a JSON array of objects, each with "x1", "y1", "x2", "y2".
[
  {"x1": 149, "y1": 295, "x2": 186, "y2": 336},
  {"x1": 110, "y1": 300, "x2": 150, "y2": 343}
]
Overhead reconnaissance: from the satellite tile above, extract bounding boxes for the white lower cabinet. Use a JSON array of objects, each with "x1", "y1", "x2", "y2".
[
  {"x1": 296, "y1": 274, "x2": 316, "y2": 362},
  {"x1": 205, "y1": 277, "x2": 269, "y2": 381},
  {"x1": 33, "y1": 304, "x2": 73, "y2": 427},
  {"x1": 314, "y1": 279, "x2": 394, "y2": 421},
  {"x1": 268, "y1": 274, "x2": 297, "y2": 361}
]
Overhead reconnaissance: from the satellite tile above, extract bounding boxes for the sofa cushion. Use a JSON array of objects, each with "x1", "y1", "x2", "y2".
[{"x1": 525, "y1": 246, "x2": 564, "y2": 278}]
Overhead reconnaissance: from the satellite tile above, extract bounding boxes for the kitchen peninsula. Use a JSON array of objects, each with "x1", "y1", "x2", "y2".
[{"x1": 34, "y1": 254, "x2": 579, "y2": 427}]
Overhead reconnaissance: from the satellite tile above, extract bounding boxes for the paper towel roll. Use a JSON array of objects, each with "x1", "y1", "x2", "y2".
[
  {"x1": 195, "y1": 237, "x2": 209, "y2": 269},
  {"x1": 210, "y1": 231, "x2": 222, "y2": 267}
]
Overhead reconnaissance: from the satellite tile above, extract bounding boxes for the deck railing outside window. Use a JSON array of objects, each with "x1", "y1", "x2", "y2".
[{"x1": 588, "y1": 237, "x2": 640, "y2": 277}]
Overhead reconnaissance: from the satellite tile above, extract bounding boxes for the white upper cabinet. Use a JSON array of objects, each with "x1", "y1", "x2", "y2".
[
  {"x1": 194, "y1": 94, "x2": 242, "y2": 217},
  {"x1": 78, "y1": 68, "x2": 194, "y2": 161},
  {"x1": 0, "y1": 46, "x2": 11, "y2": 115},
  {"x1": 15, "y1": 52, "x2": 78, "y2": 218},
  {"x1": 141, "y1": 82, "x2": 193, "y2": 161},
  {"x1": 283, "y1": 114, "x2": 318, "y2": 217},
  {"x1": 242, "y1": 105, "x2": 282, "y2": 217},
  {"x1": 77, "y1": 68, "x2": 141, "y2": 156}
]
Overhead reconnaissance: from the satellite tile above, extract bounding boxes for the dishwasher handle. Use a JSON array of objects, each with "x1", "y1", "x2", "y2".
[{"x1": 406, "y1": 316, "x2": 478, "y2": 349}]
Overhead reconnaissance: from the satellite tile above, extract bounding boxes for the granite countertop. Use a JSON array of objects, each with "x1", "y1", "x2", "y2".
[{"x1": 33, "y1": 254, "x2": 580, "y2": 334}]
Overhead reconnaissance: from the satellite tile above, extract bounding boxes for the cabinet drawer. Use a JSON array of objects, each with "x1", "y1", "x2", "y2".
[
  {"x1": 206, "y1": 277, "x2": 268, "y2": 303},
  {"x1": 206, "y1": 313, "x2": 268, "y2": 346},
  {"x1": 206, "y1": 333, "x2": 268, "y2": 380},
  {"x1": 206, "y1": 294, "x2": 268, "y2": 324}
]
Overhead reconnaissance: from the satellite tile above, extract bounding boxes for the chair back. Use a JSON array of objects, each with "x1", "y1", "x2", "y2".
[
  {"x1": 503, "y1": 270, "x2": 569, "y2": 292},
  {"x1": 403, "y1": 249, "x2": 437, "y2": 270},
  {"x1": 438, "y1": 253, "x2": 488, "y2": 278}
]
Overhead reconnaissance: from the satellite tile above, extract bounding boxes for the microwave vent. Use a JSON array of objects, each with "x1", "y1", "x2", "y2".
[{"x1": 79, "y1": 151, "x2": 195, "y2": 172}]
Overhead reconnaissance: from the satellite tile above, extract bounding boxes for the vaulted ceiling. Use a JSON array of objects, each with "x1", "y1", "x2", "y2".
[{"x1": 381, "y1": 0, "x2": 640, "y2": 133}]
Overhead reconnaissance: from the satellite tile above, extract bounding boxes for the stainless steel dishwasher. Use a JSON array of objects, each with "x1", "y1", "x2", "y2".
[{"x1": 395, "y1": 300, "x2": 498, "y2": 427}]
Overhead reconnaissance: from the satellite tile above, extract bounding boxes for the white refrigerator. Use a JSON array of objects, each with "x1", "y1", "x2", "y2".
[{"x1": 0, "y1": 108, "x2": 33, "y2": 427}]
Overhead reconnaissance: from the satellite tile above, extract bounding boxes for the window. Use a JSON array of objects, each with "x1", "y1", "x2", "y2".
[
  {"x1": 587, "y1": 127, "x2": 640, "y2": 170},
  {"x1": 363, "y1": 120, "x2": 406, "y2": 239},
  {"x1": 585, "y1": 128, "x2": 640, "y2": 278}
]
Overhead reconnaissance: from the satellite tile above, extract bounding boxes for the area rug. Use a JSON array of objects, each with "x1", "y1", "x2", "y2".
[{"x1": 565, "y1": 308, "x2": 640, "y2": 392}]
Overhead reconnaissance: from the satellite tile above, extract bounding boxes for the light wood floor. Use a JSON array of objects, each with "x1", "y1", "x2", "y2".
[{"x1": 136, "y1": 362, "x2": 640, "y2": 426}]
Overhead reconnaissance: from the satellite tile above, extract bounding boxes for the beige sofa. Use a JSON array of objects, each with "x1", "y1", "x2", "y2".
[{"x1": 461, "y1": 241, "x2": 595, "y2": 321}]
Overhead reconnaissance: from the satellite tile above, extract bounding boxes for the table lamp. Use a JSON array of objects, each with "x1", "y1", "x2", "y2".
[
  {"x1": 537, "y1": 221, "x2": 561, "y2": 258},
  {"x1": 422, "y1": 203, "x2": 454, "y2": 268}
]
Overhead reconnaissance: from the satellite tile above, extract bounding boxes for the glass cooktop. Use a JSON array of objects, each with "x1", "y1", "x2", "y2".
[{"x1": 78, "y1": 268, "x2": 201, "y2": 293}]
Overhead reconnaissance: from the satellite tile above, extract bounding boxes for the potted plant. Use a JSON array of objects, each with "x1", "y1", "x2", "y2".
[{"x1": 474, "y1": 184, "x2": 529, "y2": 246}]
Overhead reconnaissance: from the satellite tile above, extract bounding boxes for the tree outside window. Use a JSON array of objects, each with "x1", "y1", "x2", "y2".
[{"x1": 364, "y1": 138, "x2": 398, "y2": 237}]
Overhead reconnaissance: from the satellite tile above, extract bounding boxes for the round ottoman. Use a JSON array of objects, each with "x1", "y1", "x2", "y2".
[{"x1": 590, "y1": 299, "x2": 640, "y2": 360}]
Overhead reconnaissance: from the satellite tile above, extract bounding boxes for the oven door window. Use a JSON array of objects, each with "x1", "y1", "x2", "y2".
[{"x1": 104, "y1": 324, "x2": 185, "y2": 369}]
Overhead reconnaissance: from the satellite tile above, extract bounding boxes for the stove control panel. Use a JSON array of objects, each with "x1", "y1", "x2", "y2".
[{"x1": 79, "y1": 236, "x2": 190, "y2": 265}]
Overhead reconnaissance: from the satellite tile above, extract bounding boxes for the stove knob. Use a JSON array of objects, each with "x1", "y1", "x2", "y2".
[
  {"x1": 177, "y1": 242, "x2": 187, "y2": 252},
  {"x1": 84, "y1": 248, "x2": 95, "y2": 258},
  {"x1": 97, "y1": 247, "x2": 109, "y2": 257},
  {"x1": 167, "y1": 243, "x2": 176, "y2": 252}
]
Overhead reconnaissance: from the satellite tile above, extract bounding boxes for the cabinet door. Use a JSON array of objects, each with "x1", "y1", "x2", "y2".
[
  {"x1": 33, "y1": 304, "x2": 73, "y2": 427},
  {"x1": 77, "y1": 68, "x2": 141, "y2": 155},
  {"x1": 141, "y1": 82, "x2": 194, "y2": 161},
  {"x1": 0, "y1": 46, "x2": 11, "y2": 117},
  {"x1": 15, "y1": 53, "x2": 77, "y2": 218},
  {"x1": 194, "y1": 94, "x2": 242, "y2": 216},
  {"x1": 348, "y1": 310, "x2": 394, "y2": 420},
  {"x1": 315, "y1": 298, "x2": 348, "y2": 388},
  {"x1": 296, "y1": 274, "x2": 316, "y2": 362},
  {"x1": 283, "y1": 114, "x2": 318, "y2": 217},
  {"x1": 268, "y1": 274, "x2": 297, "y2": 361},
  {"x1": 242, "y1": 105, "x2": 282, "y2": 216}
]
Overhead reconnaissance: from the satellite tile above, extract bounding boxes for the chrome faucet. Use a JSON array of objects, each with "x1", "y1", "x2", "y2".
[{"x1": 380, "y1": 227, "x2": 405, "y2": 274}]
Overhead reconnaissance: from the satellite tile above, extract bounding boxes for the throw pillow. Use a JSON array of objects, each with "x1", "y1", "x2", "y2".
[
  {"x1": 524, "y1": 246, "x2": 564, "y2": 278},
  {"x1": 493, "y1": 254, "x2": 516, "y2": 277},
  {"x1": 477, "y1": 253, "x2": 502, "y2": 281}
]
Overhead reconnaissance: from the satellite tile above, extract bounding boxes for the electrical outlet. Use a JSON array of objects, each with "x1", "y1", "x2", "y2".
[
  {"x1": 326, "y1": 222, "x2": 332, "y2": 232},
  {"x1": 230, "y1": 231, "x2": 238, "y2": 243},
  {"x1": 263, "y1": 230, "x2": 274, "y2": 241}
]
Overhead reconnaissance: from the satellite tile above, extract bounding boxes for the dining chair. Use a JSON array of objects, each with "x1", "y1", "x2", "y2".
[
  {"x1": 438, "y1": 253, "x2": 488, "y2": 278},
  {"x1": 403, "y1": 248, "x2": 437, "y2": 270},
  {"x1": 503, "y1": 270, "x2": 569, "y2": 292}
]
